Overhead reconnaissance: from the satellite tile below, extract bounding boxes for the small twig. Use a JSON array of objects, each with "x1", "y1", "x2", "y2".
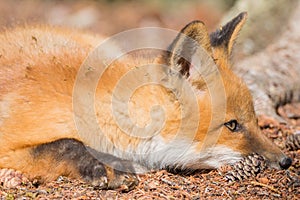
[
  {"x1": 160, "y1": 178, "x2": 176, "y2": 186},
  {"x1": 221, "y1": 187, "x2": 233, "y2": 199},
  {"x1": 250, "y1": 181, "x2": 281, "y2": 194}
]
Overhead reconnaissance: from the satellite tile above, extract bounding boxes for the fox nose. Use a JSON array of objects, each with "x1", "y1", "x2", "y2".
[{"x1": 279, "y1": 157, "x2": 292, "y2": 169}]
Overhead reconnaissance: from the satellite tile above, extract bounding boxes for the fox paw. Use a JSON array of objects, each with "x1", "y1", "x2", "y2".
[
  {"x1": 81, "y1": 160, "x2": 138, "y2": 191},
  {"x1": 92, "y1": 171, "x2": 138, "y2": 191},
  {"x1": 78, "y1": 147, "x2": 139, "y2": 191}
]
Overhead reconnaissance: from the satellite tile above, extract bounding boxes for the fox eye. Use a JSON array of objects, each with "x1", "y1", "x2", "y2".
[{"x1": 224, "y1": 119, "x2": 241, "y2": 132}]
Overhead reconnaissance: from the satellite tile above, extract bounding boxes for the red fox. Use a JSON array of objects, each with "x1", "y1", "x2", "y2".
[{"x1": 0, "y1": 12, "x2": 292, "y2": 190}]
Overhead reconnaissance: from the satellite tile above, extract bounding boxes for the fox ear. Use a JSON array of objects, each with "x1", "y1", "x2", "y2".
[
  {"x1": 210, "y1": 12, "x2": 247, "y2": 57},
  {"x1": 167, "y1": 21, "x2": 213, "y2": 78}
]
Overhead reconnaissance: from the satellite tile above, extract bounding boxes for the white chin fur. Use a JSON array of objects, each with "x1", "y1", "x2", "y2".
[{"x1": 114, "y1": 136, "x2": 243, "y2": 171}]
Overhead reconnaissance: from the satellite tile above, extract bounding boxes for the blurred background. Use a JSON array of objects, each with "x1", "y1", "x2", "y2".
[
  {"x1": 0, "y1": 0, "x2": 297, "y2": 60},
  {"x1": 0, "y1": 0, "x2": 231, "y2": 34}
]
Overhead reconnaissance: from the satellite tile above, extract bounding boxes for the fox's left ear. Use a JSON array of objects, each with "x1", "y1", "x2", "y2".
[
  {"x1": 166, "y1": 20, "x2": 213, "y2": 83},
  {"x1": 210, "y1": 12, "x2": 247, "y2": 59}
]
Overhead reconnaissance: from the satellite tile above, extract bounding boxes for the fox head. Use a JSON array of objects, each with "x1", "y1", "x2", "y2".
[
  {"x1": 86, "y1": 12, "x2": 292, "y2": 171},
  {"x1": 157, "y1": 12, "x2": 292, "y2": 170}
]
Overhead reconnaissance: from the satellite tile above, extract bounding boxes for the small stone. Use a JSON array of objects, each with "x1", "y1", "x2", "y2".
[
  {"x1": 258, "y1": 177, "x2": 269, "y2": 184},
  {"x1": 148, "y1": 181, "x2": 158, "y2": 190}
]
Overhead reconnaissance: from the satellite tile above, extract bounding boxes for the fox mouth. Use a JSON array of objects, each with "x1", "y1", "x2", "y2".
[{"x1": 268, "y1": 161, "x2": 282, "y2": 170}]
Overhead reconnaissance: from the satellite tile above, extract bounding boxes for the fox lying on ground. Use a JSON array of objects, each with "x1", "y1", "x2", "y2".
[{"x1": 0, "y1": 12, "x2": 292, "y2": 190}]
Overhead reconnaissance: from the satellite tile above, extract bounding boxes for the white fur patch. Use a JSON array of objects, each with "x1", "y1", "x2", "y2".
[{"x1": 110, "y1": 135, "x2": 242, "y2": 172}]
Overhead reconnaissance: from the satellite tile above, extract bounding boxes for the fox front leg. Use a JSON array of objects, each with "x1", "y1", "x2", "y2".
[
  {"x1": 1, "y1": 138, "x2": 138, "y2": 191},
  {"x1": 32, "y1": 138, "x2": 138, "y2": 190}
]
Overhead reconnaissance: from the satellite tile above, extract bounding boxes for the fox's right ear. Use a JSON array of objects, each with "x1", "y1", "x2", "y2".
[
  {"x1": 167, "y1": 21, "x2": 213, "y2": 81},
  {"x1": 210, "y1": 12, "x2": 247, "y2": 59}
]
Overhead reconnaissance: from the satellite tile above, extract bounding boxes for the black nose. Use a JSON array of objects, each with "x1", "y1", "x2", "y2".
[{"x1": 279, "y1": 157, "x2": 292, "y2": 169}]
